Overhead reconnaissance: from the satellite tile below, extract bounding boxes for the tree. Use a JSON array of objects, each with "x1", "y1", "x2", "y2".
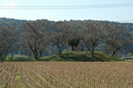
[
  {"x1": 81, "y1": 22, "x2": 104, "y2": 57},
  {"x1": 22, "y1": 20, "x2": 51, "y2": 60},
  {"x1": 51, "y1": 21, "x2": 71, "y2": 57},
  {"x1": 68, "y1": 38, "x2": 80, "y2": 51},
  {"x1": 105, "y1": 24, "x2": 131, "y2": 57},
  {"x1": 0, "y1": 26, "x2": 17, "y2": 60},
  {"x1": 66, "y1": 22, "x2": 80, "y2": 51}
]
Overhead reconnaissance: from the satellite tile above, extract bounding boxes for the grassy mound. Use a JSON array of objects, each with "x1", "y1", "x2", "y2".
[
  {"x1": 6, "y1": 54, "x2": 36, "y2": 61},
  {"x1": 40, "y1": 51, "x2": 122, "y2": 62}
]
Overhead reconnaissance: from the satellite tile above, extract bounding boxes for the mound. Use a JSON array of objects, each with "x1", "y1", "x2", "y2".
[{"x1": 40, "y1": 51, "x2": 122, "y2": 62}]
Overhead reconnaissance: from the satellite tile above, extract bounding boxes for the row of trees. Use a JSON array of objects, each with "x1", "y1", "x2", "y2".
[{"x1": 0, "y1": 20, "x2": 131, "y2": 60}]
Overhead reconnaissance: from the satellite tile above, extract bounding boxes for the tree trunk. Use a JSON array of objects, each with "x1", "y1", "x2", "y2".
[
  {"x1": 39, "y1": 50, "x2": 43, "y2": 58},
  {"x1": 91, "y1": 51, "x2": 94, "y2": 57},
  {"x1": 33, "y1": 50, "x2": 39, "y2": 60},
  {"x1": 91, "y1": 46, "x2": 95, "y2": 57},
  {"x1": 34, "y1": 53, "x2": 38, "y2": 60},
  {"x1": 112, "y1": 51, "x2": 115, "y2": 57},
  {"x1": 112, "y1": 48, "x2": 115, "y2": 57},
  {"x1": 58, "y1": 48, "x2": 62, "y2": 57},
  {"x1": 71, "y1": 46, "x2": 75, "y2": 51}
]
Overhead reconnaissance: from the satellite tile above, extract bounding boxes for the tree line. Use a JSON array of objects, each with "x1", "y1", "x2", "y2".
[{"x1": 0, "y1": 20, "x2": 131, "y2": 60}]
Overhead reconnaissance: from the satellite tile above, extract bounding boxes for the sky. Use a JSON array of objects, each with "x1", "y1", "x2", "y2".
[{"x1": 0, "y1": 0, "x2": 133, "y2": 23}]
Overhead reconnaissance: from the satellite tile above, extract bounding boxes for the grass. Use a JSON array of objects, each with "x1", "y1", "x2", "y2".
[
  {"x1": 6, "y1": 54, "x2": 36, "y2": 61},
  {"x1": 16, "y1": 75, "x2": 21, "y2": 81},
  {"x1": 0, "y1": 85, "x2": 3, "y2": 88},
  {"x1": 4, "y1": 51, "x2": 123, "y2": 62},
  {"x1": 40, "y1": 51, "x2": 122, "y2": 62},
  {"x1": 37, "y1": 73, "x2": 55, "y2": 88},
  {"x1": 37, "y1": 73, "x2": 47, "y2": 83}
]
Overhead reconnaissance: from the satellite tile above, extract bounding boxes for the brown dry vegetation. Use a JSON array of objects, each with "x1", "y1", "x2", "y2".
[{"x1": 0, "y1": 62, "x2": 133, "y2": 88}]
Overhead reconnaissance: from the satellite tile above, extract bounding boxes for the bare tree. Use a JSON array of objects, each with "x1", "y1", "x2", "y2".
[
  {"x1": 51, "y1": 21, "x2": 71, "y2": 57},
  {"x1": 22, "y1": 20, "x2": 51, "y2": 60},
  {"x1": 0, "y1": 26, "x2": 17, "y2": 60},
  {"x1": 105, "y1": 24, "x2": 131, "y2": 57},
  {"x1": 81, "y1": 22, "x2": 104, "y2": 57}
]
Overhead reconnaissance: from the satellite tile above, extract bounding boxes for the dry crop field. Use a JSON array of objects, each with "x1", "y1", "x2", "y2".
[{"x1": 0, "y1": 62, "x2": 133, "y2": 88}]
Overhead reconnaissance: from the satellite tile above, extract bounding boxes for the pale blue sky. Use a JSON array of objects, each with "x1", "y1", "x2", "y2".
[{"x1": 0, "y1": 0, "x2": 133, "y2": 22}]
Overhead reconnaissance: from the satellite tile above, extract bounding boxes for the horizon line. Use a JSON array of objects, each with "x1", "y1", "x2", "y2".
[{"x1": 0, "y1": 17, "x2": 133, "y2": 23}]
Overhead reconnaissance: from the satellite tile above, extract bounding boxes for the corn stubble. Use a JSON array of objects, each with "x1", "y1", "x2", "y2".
[{"x1": 0, "y1": 62, "x2": 132, "y2": 88}]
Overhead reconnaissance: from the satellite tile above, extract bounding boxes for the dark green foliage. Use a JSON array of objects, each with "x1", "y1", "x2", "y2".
[{"x1": 68, "y1": 38, "x2": 80, "y2": 51}]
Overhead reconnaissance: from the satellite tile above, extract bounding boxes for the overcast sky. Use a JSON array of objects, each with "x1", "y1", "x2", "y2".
[{"x1": 0, "y1": 0, "x2": 133, "y2": 22}]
